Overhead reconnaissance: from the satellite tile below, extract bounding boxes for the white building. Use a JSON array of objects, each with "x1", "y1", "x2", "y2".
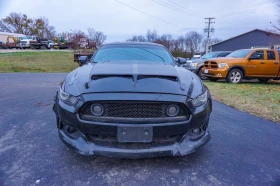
[{"x1": 0, "y1": 32, "x2": 26, "y2": 43}]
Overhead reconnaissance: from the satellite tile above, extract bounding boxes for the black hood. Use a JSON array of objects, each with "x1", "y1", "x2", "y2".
[{"x1": 64, "y1": 61, "x2": 204, "y2": 98}]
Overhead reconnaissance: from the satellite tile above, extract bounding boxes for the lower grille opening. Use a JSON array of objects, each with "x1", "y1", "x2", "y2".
[{"x1": 79, "y1": 101, "x2": 190, "y2": 123}]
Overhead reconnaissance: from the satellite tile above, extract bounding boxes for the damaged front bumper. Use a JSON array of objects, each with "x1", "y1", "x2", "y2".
[
  {"x1": 54, "y1": 92, "x2": 212, "y2": 159},
  {"x1": 59, "y1": 128, "x2": 211, "y2": 159}
]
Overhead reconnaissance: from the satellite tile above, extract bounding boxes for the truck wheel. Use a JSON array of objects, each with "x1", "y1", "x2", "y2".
[
  {"x1": 258, "y1": 78, "x2": 270, "y2": 83},
  {"x1": 208, "y1": 77, "x2": 218, "y2": 82},
  {"x1": 226, "y1": 69, "x2": 243, "y2": 83},
  {"x1": 198, "y1": 68, "x2": 208, "y2": 80}
]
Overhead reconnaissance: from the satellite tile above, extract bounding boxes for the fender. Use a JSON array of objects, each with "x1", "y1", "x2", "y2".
[{"x1": 227, "y1": 65, "x2": 246, "y2": 77}]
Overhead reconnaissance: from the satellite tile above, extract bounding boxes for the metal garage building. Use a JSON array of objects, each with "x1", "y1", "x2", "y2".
[
  {"x1": 210, "y1": 29, "x2": 280, "y2": 51},
  {"x1": 0, "y1": 32, "x2": 26, "y2": 43}
]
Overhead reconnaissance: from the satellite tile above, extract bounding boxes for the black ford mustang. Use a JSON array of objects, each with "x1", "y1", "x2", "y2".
[{"x1": 53, "y1": 42, "x2": 212, "y2": 158}]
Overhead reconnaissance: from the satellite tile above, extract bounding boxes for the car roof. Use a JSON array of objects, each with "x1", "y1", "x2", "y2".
[
  {"x1": 102, "y1": 42, "x2": 164, "y2": 47},
  {"x1": 211, "y1": 51, "x2": 232, "y2": 53}
]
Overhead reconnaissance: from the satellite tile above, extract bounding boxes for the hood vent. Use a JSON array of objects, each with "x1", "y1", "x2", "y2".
[
  {"x1": 137, "y1": 75, "x2": 178, "y2": 82},
  {"x1": 91, "y1": 75, "x2": 133, "y2": 80}
]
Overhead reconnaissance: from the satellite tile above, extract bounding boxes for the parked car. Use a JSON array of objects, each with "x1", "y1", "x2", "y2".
[
  {"x1": 182, "y1": 51, "x2": 232, "y2": 79},
  {"x1": 202, "y1": 49, "x2": 280, "y2": 83},
  {"x1": 53, "y1": 42, "x2": 212, "y2": 158}
]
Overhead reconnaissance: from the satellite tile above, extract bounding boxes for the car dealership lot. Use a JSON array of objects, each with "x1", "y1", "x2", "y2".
[{"x1": 0, "y1": 73, "x2": 280, "y2": 186}]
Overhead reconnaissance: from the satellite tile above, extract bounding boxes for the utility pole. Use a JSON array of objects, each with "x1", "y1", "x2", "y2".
[{"x1": 204, "y1": 17, "x2": 215, "y2": 53}]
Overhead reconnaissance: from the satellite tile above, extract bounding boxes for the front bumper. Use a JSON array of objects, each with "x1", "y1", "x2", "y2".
[
  {"x1": 202, "y1": 68, "x2": 228, "y2": 78},
  {"x1": 54, "y1": 92, "x2": 212, "y2": 158},
  {"x1": 59, "y1": 129, "x2": 211, "y2": 158}
]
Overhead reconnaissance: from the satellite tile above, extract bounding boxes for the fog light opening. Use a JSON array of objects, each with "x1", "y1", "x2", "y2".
[
  {"x1": 67, "y1": 126, "x2": 77, "y2": 134},
  {"x1": 192, "y1": 128, "x2": 201, "y2": 134},
  {"x1": 166, "y1": 104, "x2": 179, "y2": 117},
  {"x1": 90, "y1": 104, "x2": 104, "y2": 116}
]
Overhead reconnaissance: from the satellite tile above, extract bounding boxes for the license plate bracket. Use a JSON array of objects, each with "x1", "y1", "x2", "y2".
[{"x1": 117, "y1": 125, "x2": 153, "y2": 143}]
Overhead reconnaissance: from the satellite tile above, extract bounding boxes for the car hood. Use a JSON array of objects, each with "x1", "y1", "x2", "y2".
[{"x1": 64, "y1": 61, "x2": 204, "y2": 98}]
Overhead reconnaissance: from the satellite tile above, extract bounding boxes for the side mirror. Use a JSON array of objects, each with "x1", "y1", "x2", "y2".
[
  {"x1": 78, "y1": 56, "x2": 88, "y2": 66},
  {"x1": 177, "y1": 57, "x2": 187, "y2": 64}
]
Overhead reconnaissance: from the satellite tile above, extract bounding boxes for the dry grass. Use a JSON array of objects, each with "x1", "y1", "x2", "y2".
[
  {"x1": 204, "y1": 81, "x2": 280, "y2": 123},
  {"x1": 0, "y1": 51, "x2": 78, "y2": 72}
]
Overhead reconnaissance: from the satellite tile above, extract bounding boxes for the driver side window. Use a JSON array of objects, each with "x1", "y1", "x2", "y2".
[{"x1": 250, "y1": 50, "x2": 264, "y2": 60}]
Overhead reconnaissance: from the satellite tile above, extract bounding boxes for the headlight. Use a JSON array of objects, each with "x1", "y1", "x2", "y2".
[
  {"x1": 59, "y1": 88, "x2": 78, "y2": 106},
  {"x1": 218, "y1": 63, "x2": 228, "y2": 68},
  {"x1": 192, "y1": 91, "x2": 208, "y2": 106},
  {"x1": 191, "y1": 63, "x2": 198, "y2": 67}
]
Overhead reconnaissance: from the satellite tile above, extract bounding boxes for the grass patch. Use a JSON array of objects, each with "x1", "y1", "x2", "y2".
[
  {"x1": 204, "y1": 81, "x2": 280, "y2": 123},
  {"x1": 0, "y1": 51, "x2": 78, "y2": 72}
]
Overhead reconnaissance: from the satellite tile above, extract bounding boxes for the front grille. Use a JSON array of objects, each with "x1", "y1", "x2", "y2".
[
  {"x1": 204, "y1": 61, "x2": 217, "y2": 69},
  {"x1": 79, "y1": 101, "x2": 190, "y2": 123}
]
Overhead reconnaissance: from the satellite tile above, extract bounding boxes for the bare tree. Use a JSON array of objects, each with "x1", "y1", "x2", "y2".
[
  {"x1": 1, "y1": 12, "x2": 32, "y2": 34},
  {"x1": 94, "y1": 31, "x2": 107, "y2": 47},
  {"x1": 29, "y1": 17, "x2": 56, "y2": 39},
  {"x1": 156, "y1": 34, "x2": 174, "y2": 50},
  {"x1": 202, "y1": 37, "x2": 223, "y2": 52},
  {"x1": 87, "y1": 27, "x2": 96, "y2": 40},
  {"x1": 270, "y1": 4, "x2": 280, "y2": 32},
  {"x1": 146, "y1": 29, "x2": 158, "y2": 42},
  {"x1": 127, "y1": 35, "x2": 146, "y2": 42},
  {"x1": 185, "y1": 31, "x2": 203, "y2": 55},
  {"x1": 0, "y1": 20, "x2": 12, "y2": 32}
]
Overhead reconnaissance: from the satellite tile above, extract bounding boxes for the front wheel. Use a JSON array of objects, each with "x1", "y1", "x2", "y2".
[
  {"x1": 226, "y1": 69, "x2": 243, "y2": 83},
  {"x1": 198, "y1": 68, "x2": 208, "y2": 80}
]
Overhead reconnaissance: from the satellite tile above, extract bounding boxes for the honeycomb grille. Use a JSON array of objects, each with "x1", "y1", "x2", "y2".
[{"x1": 79, "y1": 101, "x2": 189, "y2": 120}]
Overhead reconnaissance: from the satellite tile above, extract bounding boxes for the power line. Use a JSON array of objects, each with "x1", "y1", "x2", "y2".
[
  {"x1": 165, "y1": 0, "x2": 204, "y2": 17},
  {"x1": 114, "y1": 0, "x2": 183, "y2": 28},
  {"x1": 151, "y1": 0, "x2": 202, "y2": 18}
]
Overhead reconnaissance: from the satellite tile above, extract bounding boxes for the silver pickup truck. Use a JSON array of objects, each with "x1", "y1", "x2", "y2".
[{"x1": 182, "y1": 51, "x2": 232, "y2": 79}]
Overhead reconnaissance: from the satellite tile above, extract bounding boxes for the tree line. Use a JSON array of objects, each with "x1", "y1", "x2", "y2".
[
  {"x1": 0, "y1": 12, "x2": 107, "y2": 47},
  {"x1": 126, "y1": 29, "x2": 222, "y2": 58}
]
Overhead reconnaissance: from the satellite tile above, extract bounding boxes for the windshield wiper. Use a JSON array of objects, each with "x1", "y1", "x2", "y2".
[
  {"x1": 101, "y1": 60, "x2": 110, "y2": 63},
  {"x1": 138, "y1": 48, "x2": 165, "y2": 63}
]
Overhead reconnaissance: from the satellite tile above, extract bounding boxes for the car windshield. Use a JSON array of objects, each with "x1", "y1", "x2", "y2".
[
  {"x1": 23, "y1": 36, "x2": 32, "y2": 39},
  {"x1": 201, "y1": 52, "x2": 218, "y2": 59},
  {"x1": 92, "y1": 45, "x2": 174, "y2": 64},
  {"x1": 227, "y1": 50, "x2": 252, "y2": 58}
]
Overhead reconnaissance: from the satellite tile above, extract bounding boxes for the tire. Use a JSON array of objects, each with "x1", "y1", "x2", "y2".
[
  {"x1": 208, "y1": 77, "x2": 218, "y2": 82},
  {"x1": 226, "y1": 69, "x2": 243, "y2": 83},
  {"x1": 198, "y1": 68, "x2": 208, "y2": 80},
  {"x1": 258, "y1": 78, "x2": 270, "y2": 83},
  {"x1": 41, "y1": 46, "x2": 46, "y2": 50}
]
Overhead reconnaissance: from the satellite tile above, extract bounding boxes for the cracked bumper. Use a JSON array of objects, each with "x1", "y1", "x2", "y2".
[{"x1": 59, "y1": 129, "x2": 211, "y2": 159}]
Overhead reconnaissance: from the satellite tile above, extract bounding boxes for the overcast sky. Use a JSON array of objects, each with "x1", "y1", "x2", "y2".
[{"x1": 0, "y1": 0, "x2": 278, "y2": 42}]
